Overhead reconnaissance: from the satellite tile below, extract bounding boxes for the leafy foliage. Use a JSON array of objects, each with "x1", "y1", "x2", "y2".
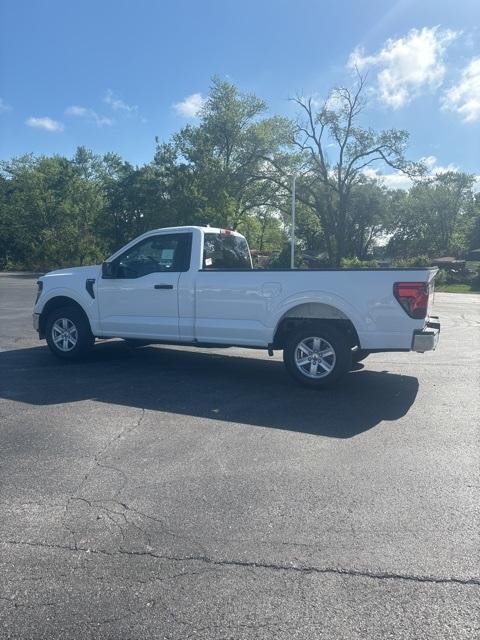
[
  {"x1": 387, "y1": 172, "x2": 477, "y2": 258},
  {"x1": 340, "y1": 257, "x2": 379, "y2": 268},
  {"x1": 289, "y1": 73, "x2": 423, "y2": 265},
  {"x1": 1, "y1": 77, "x2": 479, "y2": 272}
]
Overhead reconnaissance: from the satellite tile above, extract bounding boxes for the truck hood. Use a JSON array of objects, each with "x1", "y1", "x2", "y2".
[{"x1": 42, "y1": 265, "x2": 101, "y2": 280}]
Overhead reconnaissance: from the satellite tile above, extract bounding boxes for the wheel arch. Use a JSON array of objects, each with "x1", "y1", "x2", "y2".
[
  {"x1": 39, "y1": 296, "x2": 91, "y2": 338},
  {"x1": 272, "y1": 302, "x2": 360, "y2": 350}
]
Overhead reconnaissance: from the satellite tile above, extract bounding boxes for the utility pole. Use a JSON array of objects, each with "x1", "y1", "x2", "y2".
[{"x1": 290, "y1": 174, "x2": 296, "y2": 269}]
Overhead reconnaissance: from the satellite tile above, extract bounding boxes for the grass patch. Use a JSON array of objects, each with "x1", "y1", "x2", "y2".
[{"x1": 435, "y1": 283, "x2": 480, "y2": 294}]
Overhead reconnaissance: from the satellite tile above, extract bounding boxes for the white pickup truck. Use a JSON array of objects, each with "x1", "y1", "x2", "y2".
[{"x1": 33, "y1": 226, "x2": 440, "y2": 387}]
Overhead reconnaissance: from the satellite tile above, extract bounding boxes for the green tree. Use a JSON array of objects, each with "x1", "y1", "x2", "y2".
[
  {"x1": 161, "y1": 77, "x2": 292, "y2": 232},
  {"x1": 0, "y1": 150, "x2": 105, "y2": 270},
  {"x1": 346, "y1": 179, "x2": 391, "y2": 259},
  {"x1": 291, "y1": 73, "x2": 421, "y2": 265},
  {"x1": 467, "y1": 193, "x2": 480, "y2": 251},
  {"x1": 237, "y1": 208, "x2": 286, "y2": 255},
  {"x1": 388, "y1": 172, "x2": 476, "y2": 257},
  {"x1": 96, "y1": 154, "x2": 164, "y2": 253},
  {"x1": 2, "y1": 77, "x2": 474, "y2": 272}
]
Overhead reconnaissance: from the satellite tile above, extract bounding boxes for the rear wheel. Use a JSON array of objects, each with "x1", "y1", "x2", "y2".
[
  {"x1": 45, "y1": 306, "x2": 94, "y2": 360},
  {"x1": 283, "y1": 324, "x2": 351, "y2": 388}
]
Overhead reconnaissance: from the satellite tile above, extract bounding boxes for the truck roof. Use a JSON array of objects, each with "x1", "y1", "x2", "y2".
[{"x1": 144, "y1": 226, "x2": 244, "y2": 236}]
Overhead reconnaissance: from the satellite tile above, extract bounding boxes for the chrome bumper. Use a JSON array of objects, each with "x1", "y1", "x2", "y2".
[
  {"x1": 33, "y1": 313, "x2": 40, "y2": 332},
  {"x1": 412, "y1": 316, "x2": 440, "y2": 352}
]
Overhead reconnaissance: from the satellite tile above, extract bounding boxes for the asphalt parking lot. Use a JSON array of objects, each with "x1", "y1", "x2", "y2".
[{"x1": 0, "y1": 273, "x2": 479, "y2": 639}]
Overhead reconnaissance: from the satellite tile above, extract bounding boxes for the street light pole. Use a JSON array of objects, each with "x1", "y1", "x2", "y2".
[{"x1": 290, "y1": 174, "x2": 296, "y2": 269}]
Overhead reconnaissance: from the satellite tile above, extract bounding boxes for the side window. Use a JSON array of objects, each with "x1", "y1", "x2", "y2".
[
  {"x1": 203, "y1": 233, "x2": 252, "y2": 269},
  {"x1": 112, "y1": 233, "x2": 192, "y2": 279}
]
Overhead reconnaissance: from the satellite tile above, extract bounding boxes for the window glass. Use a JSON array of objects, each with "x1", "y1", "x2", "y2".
[
  {"x1": 203, "y1": 233, "x2": 252, "y2": 269},
  {"x1": 112, "y1": 233, "x2": 191, "y2": 278}
]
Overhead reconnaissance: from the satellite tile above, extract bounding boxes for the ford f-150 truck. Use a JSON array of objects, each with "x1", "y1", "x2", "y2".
[{"x1": 33, "y1": 226, "x2": 440, "y2": 387}]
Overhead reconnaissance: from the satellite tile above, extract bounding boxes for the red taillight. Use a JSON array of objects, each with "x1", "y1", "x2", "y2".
[{"x1": 393, "y1": 282, "x2": 429, "y2": 319}]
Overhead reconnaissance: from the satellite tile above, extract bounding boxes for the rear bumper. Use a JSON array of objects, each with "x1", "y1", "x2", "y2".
[{"x1": 412, "y1": 316, "x2": 440, "y2": 352}]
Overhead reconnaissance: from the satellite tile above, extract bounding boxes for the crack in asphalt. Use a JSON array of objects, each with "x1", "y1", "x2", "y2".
[
  {"x1": 2, "y1": 539, "x2": 479, "y2": 588},
  {"x1": 82, "y1": 407, "x2": 145, "y2": 487},
  {"x1": 61, "y1": 407, "x2": 146, "y2": 549},
  {"x1": 69, "y1": 496, "x2": 155, "y2": 547},
  {"x1": 68, "y1": 496, "x2": 207, "y2": 554}
]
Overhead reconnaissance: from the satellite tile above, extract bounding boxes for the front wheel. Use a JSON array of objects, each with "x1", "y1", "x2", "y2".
[
  {"x1": 45, "y1": 306, "x2": 94, "y2": 360},
  {"x1": 283, "y1": 325, "x2": 351, "y2": 388}
]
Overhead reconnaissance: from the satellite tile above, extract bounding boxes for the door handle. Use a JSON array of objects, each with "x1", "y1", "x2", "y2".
[{"x1": 154, "y1": 284, "x2": 174, "y2": 290}]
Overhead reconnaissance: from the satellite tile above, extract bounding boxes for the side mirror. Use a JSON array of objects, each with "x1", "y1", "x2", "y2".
[{"x1": 102, "y1": 261, "x2": 116, "y2": 278}]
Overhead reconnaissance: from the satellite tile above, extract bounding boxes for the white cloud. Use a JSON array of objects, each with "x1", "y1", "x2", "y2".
[
  {"x1": 348, "y1": 27, "x2": 459, "y2": 108},
  {"x1": 0, "y1": 98, "x2": 12, "y2": 114},
  {"x1": 103, "y1": 89, "x2": 138, "y2": 114},
  {"x1": 443, "y1": 56, "x2": 480, "y2": 122},
  {"x1": 65, "y1": 106, "x2": 88, "y2": 117},
  {"x1": 421, "y1": 154, "x2": 458, "y2": 174},
  {"x1": 26, "y1": 117, "x2": 64, "y2": 132},
  {"x1": 363, "y1": 167, "x2": 413, "y2": 189},
  {"x1": 173, "y1": 93, "x2": 205, "y2": 117},
  {"x1": 363, "y1": 155, "x2": 459, "y2": 190},
  {"x1": 65, "y1": 105, "x2": 113, "y2": 127}
]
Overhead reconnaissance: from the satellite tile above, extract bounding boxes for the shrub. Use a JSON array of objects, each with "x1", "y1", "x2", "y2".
[
  {"x1": 340, "y1": 257, "x2": 379, "y2": 269},
  {"x1": 392, "y1": 255, "x2": 430, "y2": 268}
]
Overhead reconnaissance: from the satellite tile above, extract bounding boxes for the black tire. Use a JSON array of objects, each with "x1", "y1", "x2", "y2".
[
  {"x1": 352, "y1": 349, "x2": 369, "y2": 363},
  {"x1": 45, "y1": 305, "x2": 94, "y2": 360},
  {"x1": 283, "y1": 324, "x2": 351, "y2": 388}
]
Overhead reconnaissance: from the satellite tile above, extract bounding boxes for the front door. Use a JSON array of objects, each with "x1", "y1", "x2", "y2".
[{"x1": 97, "y1": 232, "x2": 192, "y2": 339}]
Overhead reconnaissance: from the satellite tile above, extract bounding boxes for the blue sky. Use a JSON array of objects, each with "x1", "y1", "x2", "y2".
[{"x1": 1, "y1": 0, "x2": 479, "y2": 186}]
